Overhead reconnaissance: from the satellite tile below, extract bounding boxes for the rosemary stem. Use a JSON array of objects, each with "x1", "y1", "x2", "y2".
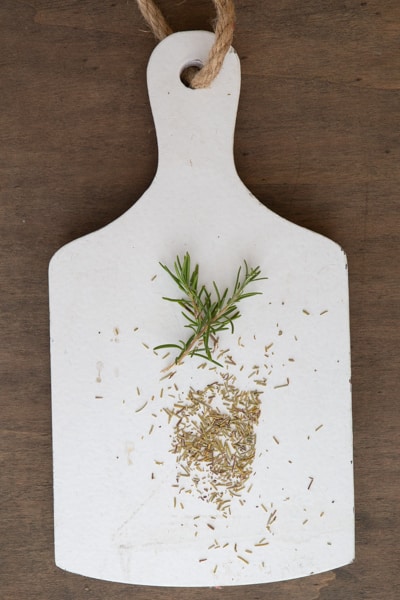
[
  {"x1": 162, "y1": 286, "x2": 248, "y2": 371},
  {"x1": 155, "y1": 253, "x2": 266, "y2": 369}
]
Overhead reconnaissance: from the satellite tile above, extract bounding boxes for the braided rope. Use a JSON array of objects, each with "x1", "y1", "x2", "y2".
[{"x1": 135, "y1": 0, "x2": 236, "y2": 88}]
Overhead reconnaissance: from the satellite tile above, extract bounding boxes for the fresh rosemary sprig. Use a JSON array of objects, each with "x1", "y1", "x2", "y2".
[{"x1": 154, "y1": 252, "x2": 266, "y2": 369}]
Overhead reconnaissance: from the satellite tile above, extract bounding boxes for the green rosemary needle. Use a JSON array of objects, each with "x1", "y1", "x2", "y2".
[{"x1": 154, "y1": 252, "x2": 266, "y2": 369}]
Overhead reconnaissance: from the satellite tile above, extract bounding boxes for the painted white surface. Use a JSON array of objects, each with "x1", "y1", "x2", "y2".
[{"x1": 49, "y1": 31, "x2": 354, "y2": 586}]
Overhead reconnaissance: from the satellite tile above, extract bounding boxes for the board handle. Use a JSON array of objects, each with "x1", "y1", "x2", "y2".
[{"x1": 147, "y1": 31, "x2": 241, "y2": 177}]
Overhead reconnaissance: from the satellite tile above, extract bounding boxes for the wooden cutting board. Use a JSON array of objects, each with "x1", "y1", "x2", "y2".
[{"x1": 49, "y1": 31, "x2": 354, "y2": 586}]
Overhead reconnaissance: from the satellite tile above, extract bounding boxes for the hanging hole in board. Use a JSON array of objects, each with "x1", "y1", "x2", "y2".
[{"x1": 180, "y1": 60, "x2": 203, "y2": 88}]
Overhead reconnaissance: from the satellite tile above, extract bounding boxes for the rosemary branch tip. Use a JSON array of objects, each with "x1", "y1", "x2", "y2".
[{"x1": 155, "y1": 253, "x2": 266, "y2": 369}]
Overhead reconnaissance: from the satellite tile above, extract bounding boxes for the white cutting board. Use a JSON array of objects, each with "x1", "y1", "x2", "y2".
[{"x1": 49, "y1": 31, "x2": 354, "y2": 586}]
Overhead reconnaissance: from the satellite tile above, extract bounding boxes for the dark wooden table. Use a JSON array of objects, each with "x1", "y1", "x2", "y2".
[{"x1": 1, "y1": 1, "x2": 399, "y2": 598}]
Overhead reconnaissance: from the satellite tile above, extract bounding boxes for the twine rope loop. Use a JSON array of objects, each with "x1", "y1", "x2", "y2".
[{"x1": 136, "y1": 0, "x2": 236, "y2": 88}]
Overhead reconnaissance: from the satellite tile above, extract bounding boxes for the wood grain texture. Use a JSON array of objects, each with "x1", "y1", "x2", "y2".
[{"x1": 0, "y1": 1, "x2": 398, "y2": 598}]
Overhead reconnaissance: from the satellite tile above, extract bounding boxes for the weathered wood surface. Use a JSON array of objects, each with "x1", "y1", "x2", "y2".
[{"x1": 1, "y1": 1, "x2": 399, "y2": 598}]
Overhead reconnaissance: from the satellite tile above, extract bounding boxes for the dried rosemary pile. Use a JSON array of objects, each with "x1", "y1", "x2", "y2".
[{"x1": 168, "y1": 374, "x2": 262, "y2": 513}]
